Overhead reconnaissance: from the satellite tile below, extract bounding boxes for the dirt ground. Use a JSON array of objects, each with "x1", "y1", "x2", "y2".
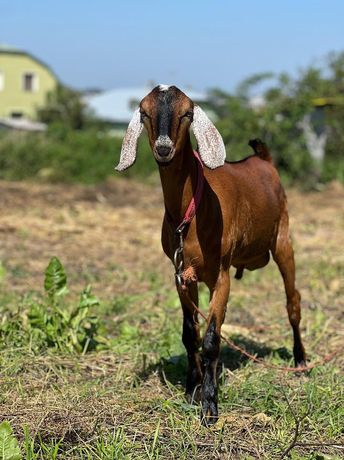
[
  {"x1": 0, "y1": 178, "x2": 168, "y2": 297},
  {"x1": 1, "y1": 177, "x2": 343, "y2": 354},
  {"x1": 0, "y1": 178, "x2": 343, "y2": 298}
]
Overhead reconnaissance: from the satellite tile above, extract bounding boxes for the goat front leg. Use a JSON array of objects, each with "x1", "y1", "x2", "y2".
[
  {"x1": 201, "y1": 269, "x2": 230, "y2": 426},
  {"x1": 178, "y1": 281, "x2": 203, "y2": 401}
]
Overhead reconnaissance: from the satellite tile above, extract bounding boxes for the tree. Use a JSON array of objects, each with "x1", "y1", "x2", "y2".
[
  {"x1": 37, "y1": 84, "x2": 88, "y2": 130},
  {"x1": 209, "y1": 51, "x2": 344, "y2": 184}
]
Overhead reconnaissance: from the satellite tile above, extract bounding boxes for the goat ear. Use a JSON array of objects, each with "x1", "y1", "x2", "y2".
[
  {"x1": 115, "y1": 108, "x2": 143, "y2": 171},
  {"x1": 191, "y1": 105, "x2": 226, "y2": 169}
]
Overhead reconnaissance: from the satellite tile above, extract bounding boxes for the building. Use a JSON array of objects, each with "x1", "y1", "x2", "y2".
[
  {"x1": 0, "y1": 44, "x2": 58, "y2": 120},
  {"x1": 85, "y1": 85, "x2": 208, "y2": 132}
]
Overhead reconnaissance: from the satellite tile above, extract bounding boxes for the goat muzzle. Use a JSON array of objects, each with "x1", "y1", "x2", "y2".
[
  {"x1": 154, "y1": 135, "x2": 175, "y2": 162},
  {"x1": 156, "y1": 145, "x2": 172, "y2": 158}
]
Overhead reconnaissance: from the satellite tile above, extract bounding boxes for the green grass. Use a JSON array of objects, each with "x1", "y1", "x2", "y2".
[{"x1": 0, "y1": 254, "x2": 343, "y2": 459}]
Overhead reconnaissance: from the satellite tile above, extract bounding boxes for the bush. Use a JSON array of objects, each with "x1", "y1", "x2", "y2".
[
  {"x1": 0, "y1": 257, "x2": 101, "y2": 354},
  {"x1": 0, "y1": 51, "x2": 343, "y2": 186},
  {"x1": 0, "y1": 128, "x2": 156, "y2": 184}
]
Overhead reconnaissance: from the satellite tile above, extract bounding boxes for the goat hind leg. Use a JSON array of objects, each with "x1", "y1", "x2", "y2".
[{"x1": 273, "y1": 224, "x2": 306, "y2": 366}]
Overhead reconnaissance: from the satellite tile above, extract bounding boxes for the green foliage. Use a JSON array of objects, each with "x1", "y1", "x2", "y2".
[
  {"x1": 27, "y1": 286, "x2": 99, "y2": 354},
  {"x1": 44, "y1": 256, "x2": 68, "y2": 303},
  {"x1": 37, "y1": 84, "x2": 88, "y2": 130},
  {"x1": 0, "y1": 51, "x2": 343, "y2": 186},
  {"x1": 29, "y1": 257, "x2": 100, "y2": 353},
  {"x1": 0, "y1": 421, "x2": 21, "y2": 460},
  {"x1": 0, "y1": 257, "x2": 100, "y2": 354},
  {"x1": 209, "y1": 51, "x2": 344, "y2": 185},
  {"x1": 0, "y1": 128, "x2": 154, "y2": 183}
]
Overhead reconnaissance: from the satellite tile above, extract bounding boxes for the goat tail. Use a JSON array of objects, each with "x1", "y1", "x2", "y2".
[{"x1": 248, "y1": 138, "x2": 272, "y2": 162}]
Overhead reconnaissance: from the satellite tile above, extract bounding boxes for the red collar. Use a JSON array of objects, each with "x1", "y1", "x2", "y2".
[{"x1": 174, "y1": 150, "x2": 204, "y2": 232}]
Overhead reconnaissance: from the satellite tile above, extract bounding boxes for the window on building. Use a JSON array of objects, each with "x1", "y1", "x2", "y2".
[
  {"x1": 11, "y1": 112, "x2": 23, "y2": 119},
  {"x1": 23, "y1": 73, "x2": 38, "y2": 92},
  {"x1": 0, "y1": 71, "x2": 4, "y2": 91}
]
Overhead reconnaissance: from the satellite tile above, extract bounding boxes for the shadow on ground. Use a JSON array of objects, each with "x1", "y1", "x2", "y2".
[{"x1": 140, "y1": 335, "x2": 292, "y2": 387}]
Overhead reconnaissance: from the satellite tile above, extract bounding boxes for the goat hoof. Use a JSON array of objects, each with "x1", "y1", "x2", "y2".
[
  {"x1": 201, "y1": 412, "x2": 218, "y2": 427},
  {"x1": 200, "y1": 401, "x2": 218, "y2": 427},
  {"x1": 294, "y1": 360, "x2": 310, "y2": 376}
]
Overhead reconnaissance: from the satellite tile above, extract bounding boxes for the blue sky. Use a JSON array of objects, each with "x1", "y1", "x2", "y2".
[{"x1": 1, "y1": 0, "x2": 343, "y2": 92}]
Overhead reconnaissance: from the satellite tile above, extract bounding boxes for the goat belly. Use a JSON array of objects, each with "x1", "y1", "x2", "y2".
[
  {"x1": 237, "y1": 252, "x2": 270, "y2": 271},
  {"x1": 231, "y1": 237, "x2": 272, "y2": 272}
]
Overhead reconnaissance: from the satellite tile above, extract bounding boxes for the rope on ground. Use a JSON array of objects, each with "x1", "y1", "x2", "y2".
[{"x1": 184, "y1": 290, "x2": 341, "y2": 373}]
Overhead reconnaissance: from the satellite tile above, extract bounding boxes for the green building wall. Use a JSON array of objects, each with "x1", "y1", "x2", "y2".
[{"x1": 0, "y1": 51, "x2": 57, "y2": 119}]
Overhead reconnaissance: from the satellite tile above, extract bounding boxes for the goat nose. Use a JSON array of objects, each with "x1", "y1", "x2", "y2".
[{"x1": 156, "y1": 146, "x2": 172, "y2": 157}]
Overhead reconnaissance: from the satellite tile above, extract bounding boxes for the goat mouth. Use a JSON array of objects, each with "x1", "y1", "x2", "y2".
[{"x1": 153, "y1": 148, "x2": 175, "y2": 165}]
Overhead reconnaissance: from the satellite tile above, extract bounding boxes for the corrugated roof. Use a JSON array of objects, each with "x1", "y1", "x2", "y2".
[{"x1": 85, "y1": 86, "x2": 207, "y2": 123}]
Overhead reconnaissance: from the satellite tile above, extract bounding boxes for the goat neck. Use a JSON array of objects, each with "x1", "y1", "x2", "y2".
[{"x1": 158, "y1": 134, "x2": 199, "y2": 226}]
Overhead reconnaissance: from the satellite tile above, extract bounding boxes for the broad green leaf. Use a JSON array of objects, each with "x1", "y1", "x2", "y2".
[
  {"x1": 0, "y1": 421, "x2": 22, "y2": 460},
  {"x1": 44, "y1": 256, "x2": 68, "y2": 301},
  {"x1": 78, "y1": 285, "x2": 99, "y2": 309}
]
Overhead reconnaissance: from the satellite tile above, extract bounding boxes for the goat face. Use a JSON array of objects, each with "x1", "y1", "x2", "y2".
[
  {"x1": 139, "y1": 85, "x2": 193, "y2": 164},
  {"x1": 116, "y1": 85, "x2": 226, "y2": 171}
]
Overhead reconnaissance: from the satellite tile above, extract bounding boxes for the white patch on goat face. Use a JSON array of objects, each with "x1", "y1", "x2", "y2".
[
  {"x1": 155, "y1": 135, "x2": 173, "y2": 148},
  {"x1": 159, "y1": 84, "x2": 170, "y2": 92},
  {"x1": 154, "y1": 135, "x2": 175, "y2": 163}
]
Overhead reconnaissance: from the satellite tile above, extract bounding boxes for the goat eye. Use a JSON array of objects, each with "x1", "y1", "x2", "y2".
[
  {"x1": 140, "y1": 111, "x2": 147, "y2": 122},
  {"x1": 182, "y1": 111, "x2": 193, "y2": 121}
]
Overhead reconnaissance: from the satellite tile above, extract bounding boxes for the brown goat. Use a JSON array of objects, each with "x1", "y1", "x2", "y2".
[{"x1": 116, "y1": 85, "x2": 306, "y2": 426}]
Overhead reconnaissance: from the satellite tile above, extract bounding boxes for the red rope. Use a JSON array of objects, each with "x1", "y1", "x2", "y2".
[{"x1": 176, "y1": 150, "x2": 204, "y2": 231}]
